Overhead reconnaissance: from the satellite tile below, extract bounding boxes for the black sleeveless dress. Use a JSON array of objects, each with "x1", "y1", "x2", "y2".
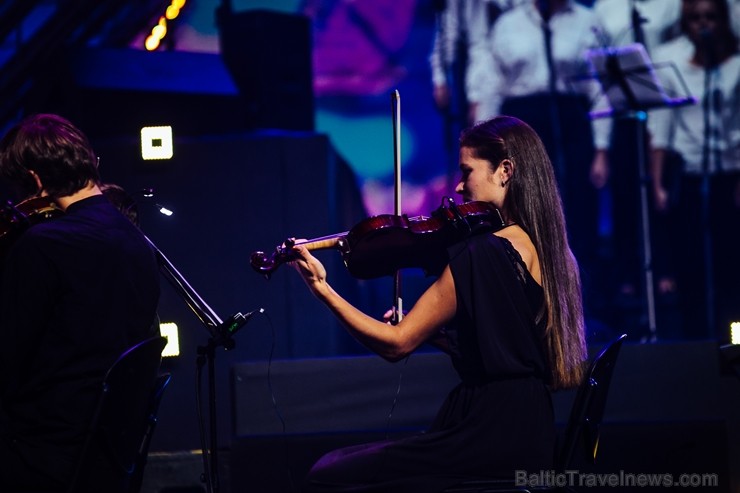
[{"x1": 303, "y1": 233, "x2": 555, "y2": 493}]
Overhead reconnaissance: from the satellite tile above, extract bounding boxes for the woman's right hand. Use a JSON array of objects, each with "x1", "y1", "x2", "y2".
[{"x1": 382, "y1": 308, "x2": 408, "y2": 325}]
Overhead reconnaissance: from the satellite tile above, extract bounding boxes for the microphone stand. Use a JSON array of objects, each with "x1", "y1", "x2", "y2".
[
  {"x1": 435, "y1": 0, "x2": 468, "y2": 196},
  {"x1": 144, "y1": 235, "x2": 257, "y2": 493},
  {"x1": 700, "y1": 37, "x2": 717, "y2": 339},
  {"x1": 539, "y1": 0, "x2": 567, "y2": 199},
  {"x1": 603, "y1": 52, "x2": 658, "y2": 342}
]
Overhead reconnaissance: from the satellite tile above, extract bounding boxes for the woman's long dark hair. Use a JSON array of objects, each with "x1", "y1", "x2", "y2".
[{"x1": 460, "y1": 116, "x2": 587, "y2": 389}]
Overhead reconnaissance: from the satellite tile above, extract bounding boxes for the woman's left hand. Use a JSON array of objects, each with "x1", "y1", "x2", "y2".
[{"x1": 289, "y1": 244, "x2": 329, "y2": 298}]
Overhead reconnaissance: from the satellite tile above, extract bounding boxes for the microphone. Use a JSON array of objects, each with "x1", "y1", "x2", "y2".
[
  {"x1": 220, "y1": 308, "x2": 265, "y2": 339},
  {"x1": 538, "y1": 0, "x2": 552, "y2": 23},
  {"x1": 631, "y1": 4, "x2": 646, "y2": 46},
  {"x1": 591, "y1": 25, "x2": 610, "y2": 49},
  {"x1": 135, "y1": 188, "x2": 175, "y2": 217},
  {"x1": 700, "y1": 29, "x2": 718, "y2": 69}
]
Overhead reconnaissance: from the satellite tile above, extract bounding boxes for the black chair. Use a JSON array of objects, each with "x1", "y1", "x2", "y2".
[
  {"x1": 68, "y1": 335, "x2": 169, "y2": 493},
  {"x1": 443, "y1": 333, "x2": 628, "y2": 493},
  {"x1": 128, "y1": 372, "x2": 172, "y2": 493}
]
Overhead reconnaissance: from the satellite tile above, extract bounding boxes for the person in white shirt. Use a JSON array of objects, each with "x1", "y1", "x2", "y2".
[
  {"x1": 430, "y1": 0, "x2": 527, "y2": 123},
  {"x1": 593, "y1": 0, "x2": 682, "y2": 52},
  {"x1": 648, "y1": 0, "x2": 740, "y2": 341},
  {"x1": 732, "y1": 0, "x2": 740, "y2": 38}
]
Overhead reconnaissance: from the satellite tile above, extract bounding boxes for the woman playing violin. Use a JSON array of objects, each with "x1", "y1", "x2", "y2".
[
  {"x1": 0, "y1": 114, "x2": 160, "y2": 491},
  {"x1": 290, "y1": 115, "x2": 587, "y2": 492}
]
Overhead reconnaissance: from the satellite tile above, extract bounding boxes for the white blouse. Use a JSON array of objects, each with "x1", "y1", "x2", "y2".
[{"x1": 648, "y1": 36, "x2": 740, "y2": 174}]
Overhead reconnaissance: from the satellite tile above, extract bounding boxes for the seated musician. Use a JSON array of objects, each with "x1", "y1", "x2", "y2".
[
  {"x1": 287, "y1": 116, "x2": 587, "y2": 492},
  {"x1": 0, "y1": 114, "x2": 160, "y2": 491}
]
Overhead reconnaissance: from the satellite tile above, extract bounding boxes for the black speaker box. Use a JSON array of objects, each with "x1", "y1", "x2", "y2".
[{"x1": 219, "y1": 9, "x2": 315, "y2": 131}]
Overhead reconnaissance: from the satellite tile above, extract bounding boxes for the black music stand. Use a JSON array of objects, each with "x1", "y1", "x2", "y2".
[{"x1": 585, "y1": 43, "x2": 694, "y2": 342}]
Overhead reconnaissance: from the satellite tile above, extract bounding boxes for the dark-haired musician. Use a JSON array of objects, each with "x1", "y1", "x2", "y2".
[{"x1": 0, "y1": 114, "x2": 160, "y2": 490}]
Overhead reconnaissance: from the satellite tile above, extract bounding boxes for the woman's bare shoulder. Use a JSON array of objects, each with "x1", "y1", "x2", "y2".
[{"x1": 494, "y1": 226, "x2": 541, "y2": 285}]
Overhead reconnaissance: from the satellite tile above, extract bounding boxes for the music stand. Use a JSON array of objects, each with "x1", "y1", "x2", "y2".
[{"x1": 585, "y1": 43, "x2": 695, "y2": 342}]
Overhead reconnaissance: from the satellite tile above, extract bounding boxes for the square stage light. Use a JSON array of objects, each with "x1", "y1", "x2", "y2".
[
  {"x1": 141, "y1": 126, "x2": 174, "y2": 160},
  {"x1": 159, "y1": 322, "x2": 180, "y2": 357}
]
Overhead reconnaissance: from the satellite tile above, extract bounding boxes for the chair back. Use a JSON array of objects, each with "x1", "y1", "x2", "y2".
[
  {"x1": 70, "y1": 336, "x2": 167, "y2": 493},
  {"x1": 128, "y1": 372, "x2": 172, "y2": 493},
  {"x1": 556, "y1": 333, "x2": 627, "y2": 470},
  {"x1": 720, "y1": 343, "x2": 740, "y2": 382}
]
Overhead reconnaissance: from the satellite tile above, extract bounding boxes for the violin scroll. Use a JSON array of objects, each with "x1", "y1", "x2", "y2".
[{"x1": 250, "y1": 238, "x2": 298, "y2": 280}]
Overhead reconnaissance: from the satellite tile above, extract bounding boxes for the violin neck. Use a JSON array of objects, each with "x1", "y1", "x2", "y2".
[{"x1": 294, "y1": 232, "x2": 348, "y2": 252}]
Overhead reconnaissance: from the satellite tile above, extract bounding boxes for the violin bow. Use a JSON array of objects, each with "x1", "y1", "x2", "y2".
[{"x1": 391, "y1": 89, "x2": 403, "y2": 325}]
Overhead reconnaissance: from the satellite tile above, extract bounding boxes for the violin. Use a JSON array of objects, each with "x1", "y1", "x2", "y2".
[
  {"x1": 0, "y1": 196, "x2": 63, "y2": 257},
  {"x1": 250, "y1": 199, "x2": 505, "y2": 280}
]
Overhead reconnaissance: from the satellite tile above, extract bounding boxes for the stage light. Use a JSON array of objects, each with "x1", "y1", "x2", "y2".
[
  {"x1": 731, "y1": 322, "x2": 740, "y2": 345},
  {"x1": 160, "y1": 322, "x2": 180, "y2": 357},
  {"x1": 152, "y1": 18, "x2": 167, "y2": 39},
  {"x1": 140, "y1": 126, "x2": 173, "y2": 160},
  {"x1": 145, "y1": 34, "x2": 160, "y2": 51},
  {"x1": 144, "y1": 16, "x2": 167, "y2": 51},
  {"x1": 157, "y1": 205, "x2": 174, "y2": 216},
  {"x1": 144, "y1": 0, "x2": 187, "y2": 50},
  {"x1": 167, "y1": 0, "x2": 187, "y2": 20}
]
